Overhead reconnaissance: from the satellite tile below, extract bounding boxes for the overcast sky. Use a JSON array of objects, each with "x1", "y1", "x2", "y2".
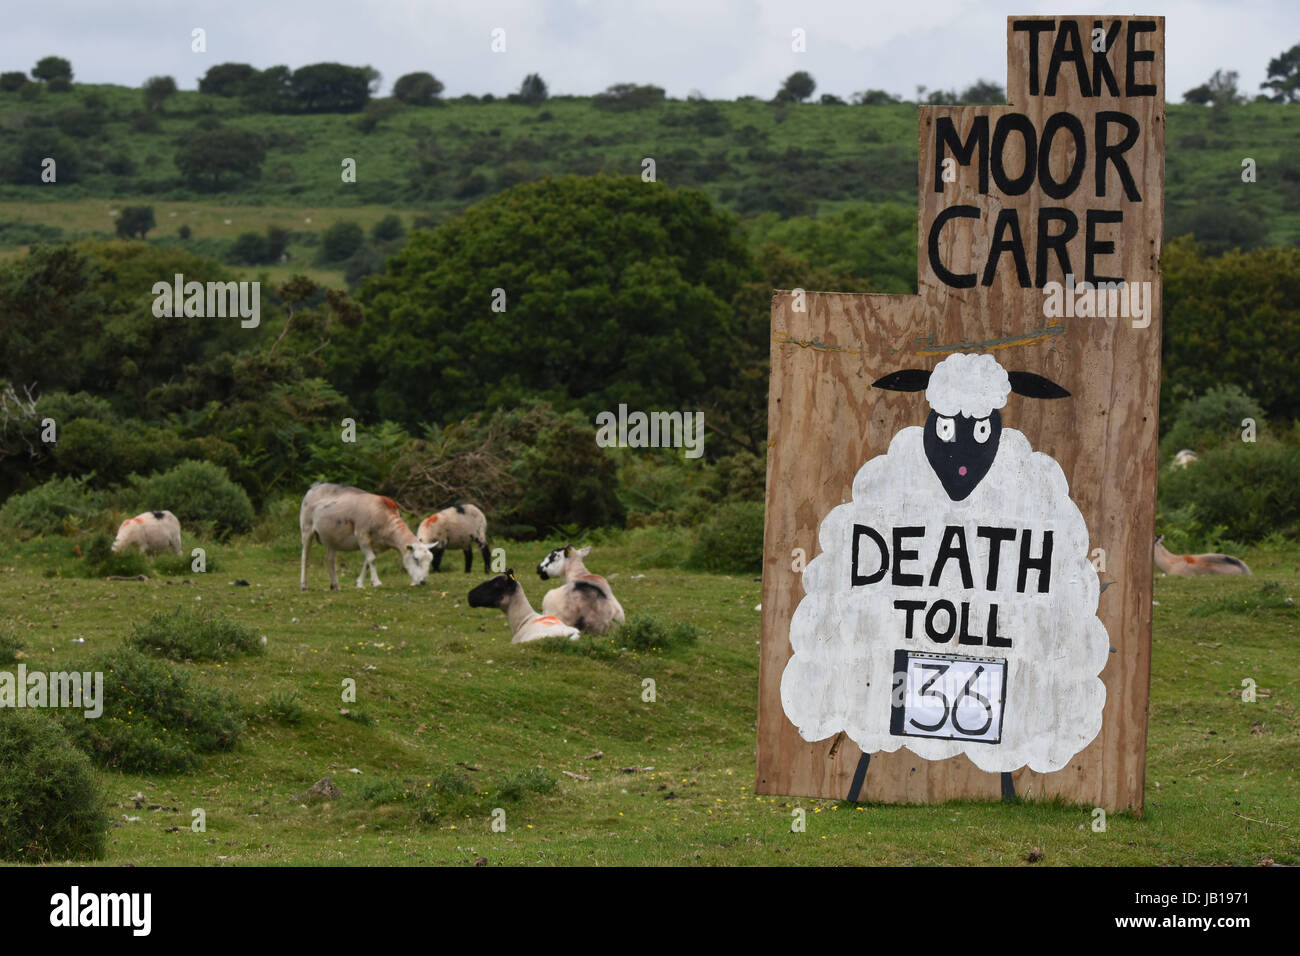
[{"x1": 3, "y1": 0, "x2": 1294, "y2": 102}]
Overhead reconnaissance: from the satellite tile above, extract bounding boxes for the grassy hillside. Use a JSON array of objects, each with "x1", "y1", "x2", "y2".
[
  {"x1": 1, "y1": 84, "x2": 1297, "y2": 247},
  {"x1": 2, "y1": 526, "x2": 1296, "y2": 866}
]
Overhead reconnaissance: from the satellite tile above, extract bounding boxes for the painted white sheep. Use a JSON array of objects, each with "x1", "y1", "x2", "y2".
[
  {"x1": 1154, "y1": 534, "x2": 1250, "y2": 576},
  {"x1": 467, "y1": 570, "x2": 581, "y2": 643},
  {"x1": 1171, "y1": 449, "x2": 1198, "y2": 470},
  {"x1": 299, "y1": 482, "x2": 433, "y2": 590},
  {"x1": 417, "y1": 503, "x2": 490, "y2": 573},
  {"x1": 536, "y1": 545, "x2": 625, "y2": 635},
  {"x1": 781, "y1": 352, "x2": 1110, "y2": 779},
  {"x1": 112, "y1": 510, "x2": 182, "y2": 556}
]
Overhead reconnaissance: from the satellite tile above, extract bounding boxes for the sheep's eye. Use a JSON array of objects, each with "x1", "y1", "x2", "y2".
[
  {"x1": 973, "y1": 418, "x2": 992, "y2": 443},
  {"x1": 936, "y1": 416, "x2": 956, "y2": 442}
]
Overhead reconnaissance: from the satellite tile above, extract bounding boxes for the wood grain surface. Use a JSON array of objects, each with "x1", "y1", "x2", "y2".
[{"x1": 756, "y1": 16, "x2": 1164, "y2": 812}]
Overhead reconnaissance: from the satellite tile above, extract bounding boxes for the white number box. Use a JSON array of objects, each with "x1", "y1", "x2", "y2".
[{"x1": 889, "y1": 650, "x2": 1008, "y2": 744}]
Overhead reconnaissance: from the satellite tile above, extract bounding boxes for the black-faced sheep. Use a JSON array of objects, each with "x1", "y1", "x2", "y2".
[
  {"x1": 417, "y1": 503, "x2": 490, "y2": 573},
  {"x1": 1154, "y1": 534, "x2": 1250, "y2": 576},
  {"x1": 299, "y1": 483, "x2": 433, "y2": 590},
  {"x1": 467, "y1": 570, "x2": 581, "y2": 643},
  {"x1": 112, "y1": 511, "x2": 182, "y2": 556},
  {"x1": 536, "y1": 545, "x2": 625, "y2": 635}
]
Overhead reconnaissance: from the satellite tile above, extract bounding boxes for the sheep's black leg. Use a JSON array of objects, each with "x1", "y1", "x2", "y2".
[
  {"x1": 1000, "y1": 771, "x2": 1016, "y2": 802},
  {"x1": 846, "y1": 752, "x2": 871, "y2": 802},
  {"x1": 463, "y1": 548, "x2": 473, "y2": 573},
  {"x1": 480, "y1": 543, "x2": 491, "y2": 574},
  {"x1": 432, "y1": 549, "x2": 443, "y2": 573}
]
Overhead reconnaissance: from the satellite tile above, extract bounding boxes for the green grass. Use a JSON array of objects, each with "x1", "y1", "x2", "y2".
[{"x1": 0, "y1": 529, "x2": 1295, "y2": 866}]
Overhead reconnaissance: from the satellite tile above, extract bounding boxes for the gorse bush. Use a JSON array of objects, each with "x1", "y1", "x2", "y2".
[
  {"x1": 127, "y1": 605, "x2": 264, "y2": 661},
  {"x1": 686, "y1": 500, "x2": 765, "y2": 574},
  {"x1": 59, "y1": 648, "x2": 245, "y2": 773},
  {"x1": 0, "y1": 475, "x2": 102, "y2": 538},
  {"x1": 127, "y1": 460, "x2": 254, "y2": 539},
  {"x1": 0, "y1": 710, "x2": 109, "y2": 862}
]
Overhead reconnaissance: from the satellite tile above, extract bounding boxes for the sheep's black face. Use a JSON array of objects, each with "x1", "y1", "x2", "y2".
[
  {"x1": 468, "y1": 574, "x2": 517, "y2": 608},
  {"x1": 923, "y1": 409, "x2": 1001, "y2": 501}
]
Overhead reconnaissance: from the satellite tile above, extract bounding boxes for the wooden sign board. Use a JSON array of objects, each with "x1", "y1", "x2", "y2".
[{"x1": 756, "y1": 15, "x2": 1164, "y2": 812}]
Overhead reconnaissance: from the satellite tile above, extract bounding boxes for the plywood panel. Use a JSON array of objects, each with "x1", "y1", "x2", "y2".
[{"x1": 756, "y1": 16, "x2": 1164, "y2": 811}]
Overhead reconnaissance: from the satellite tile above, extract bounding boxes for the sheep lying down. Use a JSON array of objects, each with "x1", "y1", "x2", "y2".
[
  {"x1": 782, "y1": 352, "x2": 1109, "y2": 775},
  {"x1": 537, "y1": 545, "x2": 625, "y2": 635},
  {"x1": 112, "y1": 511, "x2": 183, "y2": 556},
  {"x1": 468, "y1": 571, "x2": 581, "y2": 643}
]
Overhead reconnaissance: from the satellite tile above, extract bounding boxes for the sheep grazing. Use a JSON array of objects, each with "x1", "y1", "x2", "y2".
[
  {"x1": 299, "y1": 482, "x2": 433, "y2": 590},
  {"x1": 112, "y1": 510, "x2": 182, "y2": 556},
  {"x1": 467, "y1": 570, "x2": 581, "y2": 643},
  {"x1": 1171, "y1": 449, "x2": 1198, "y2": 470},
  {"x1": 781, "y1": 352, "x2": 1110, "y2": 775},
  {"x1": 417, "y1": 503, "x2": 490, "y2": 573},
  {"x1": 536, "y1": 545, "x2": 625, "y2": 635},
  {"x1": 1154, "y1": 535, "x2": 1250, "y2": 576}
]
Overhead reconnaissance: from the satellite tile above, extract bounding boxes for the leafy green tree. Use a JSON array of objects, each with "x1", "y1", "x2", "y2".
[
  {"x1": 174, "y1": 128, "x2": 265, "y2": 190},
  {"x1": 371, "y1": 214, "x2": 405, "y2": 243},
  {"x1": 323, "y1": 175, "x2": 756, "y2": 428},
  {"x1": 519, "y1": 73, "x2": 548, "y2": 105},
  {"x1": 1184, "y1": 69, "x2": 1245, "y2": 107},
  {"x1": 591, "y1": 83, "x2": 665, "y2": 111},
  {"x1": 31, "y1": 56, "x2": 72, "y2": 82},
  {"x1": 228, "y1": 232, "x2": 270, "y2": 265},
  {"x1": 115, "y1": 206, "x2": 156, "y2": 239},
  {"x1": 288, "y1": 63, "x2": 370, "y2": 113},
  {"x1": 198, "y1": 62, "x2": 257, "y2": 97},
  {"x1": 393, "y1": 71, "x2": 444, "y2": 105},
  {"x1": 142, "y1": 75, "x2": 177, "y2": 112},
  {"x1": 0, "y1": 128, "x2": 82, "y2": 184},
  {"x1": 960, "y1": 79, "x2": 1004, "y2": 104},
  {"x1": 1162, "y1": 236, "x2": 1300, "y2": 422},
  {"x1": 0, "y1": 72, "x2": 28, "y2": 91},
  {"x1": 319, "y1": 220, "x2": 364, "y2": 262},
  {"x1": 1261, "y1": 42, "x2": 1300, "y2": 102},
  {"x1": 853, "y1": 89, "x2": 901, "y2": 104},
  {"x1": 238, "y1": 65, "x2": 292, "y2": 112},
  {"x1": 778, "y1": 71, "x2": 815, "y2": 102}
]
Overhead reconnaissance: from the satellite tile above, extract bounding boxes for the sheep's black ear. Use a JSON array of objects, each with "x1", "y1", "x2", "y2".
[
  {"x1": 872, "y1": 369, "x2": 930, "y2": 392},
  {"x1": 1008, "y1": 371, "x2": 1070, "y2": 399}
]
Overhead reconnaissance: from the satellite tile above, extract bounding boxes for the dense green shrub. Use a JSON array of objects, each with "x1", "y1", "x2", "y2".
[
  {"x1": 685, "y1": 500, "x2": 764, "y2": 573},
  {"x1": 79, "y1": 530, "x2": 148, "y2": 578},
  {"x1": 507, "y1": 411, "x2": 625, "y2": 533},
  {"x1": 1159, "y1": 384, "x2": 1266, "y2": 456},
  {"x1": 0, "y1": 475, "x2": 102, "y2": 538},
  {"x1": 1159, "y1": 438, "x2": 1300, "y2": 543},
  {"x1": 319, "y1": 220, "x2": 364, "y2": 262},
  {"x1": 126, "y1": 460, "x2": 254, "y2": 539},
  {"x1": 0, "y1": 710, "x2": 109, "y2": 861},
  {"x1": 59, "y1": 647, "x2": 244, "y2": 773},
  {"x1": 127, "y1": 606, "x2": 264, "y2": 661}
]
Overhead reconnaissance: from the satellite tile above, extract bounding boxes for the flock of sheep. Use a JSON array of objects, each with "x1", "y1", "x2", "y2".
[{"x1": 110, "y1": 481, "x2": 626, "y2": 643}]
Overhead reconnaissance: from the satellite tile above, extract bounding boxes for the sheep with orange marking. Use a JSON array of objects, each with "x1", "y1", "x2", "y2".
[
  {"x1": 536, "y1": 545, "x2": 625, "y2": 635},
  {"x1": 299, "y1": 483, "x2": 433, "y2": 590},
  {"x1": 417, "y1": 503, "x2": 490, "y2": 573},
  {"x1": 112, "y1": 511, "x2": 182, "y2": 556},
  {"x1": 1154, "y1": 535, "x2": 1250, "y2": 576},
  {"x1": 468, "y1": 570, "x2": 580, "y2": 643}
]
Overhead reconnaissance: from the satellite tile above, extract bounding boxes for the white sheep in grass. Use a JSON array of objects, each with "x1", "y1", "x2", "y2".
[
  {"x1": 417, "y1": 503, "x2": 490, "y2": 573},
  {"x1": 1171, "y1": 449, "x2": 1198, "y2": 470},
  {"x1": 536, "y1": 544, "x2": 626, "y2": 635},
  {"x1": 112, "y1": 511, "x2": 182, "y2": 556},
  {"x1": 780, "y1": 352, "x2": 1110, "y2": 776},
  {"x1": 467, "y1": 570, "x2": 581, "y2": 643}
]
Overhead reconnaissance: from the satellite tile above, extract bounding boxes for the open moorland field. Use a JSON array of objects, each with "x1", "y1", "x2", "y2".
[{"x1": 1, "y1": 528, "x2": 1296, "y2": 867}]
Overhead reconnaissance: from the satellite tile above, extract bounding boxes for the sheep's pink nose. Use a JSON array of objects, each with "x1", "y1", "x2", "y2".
[{"x1": 958, "y1": 466, "x2": 968, "y2": 476}]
